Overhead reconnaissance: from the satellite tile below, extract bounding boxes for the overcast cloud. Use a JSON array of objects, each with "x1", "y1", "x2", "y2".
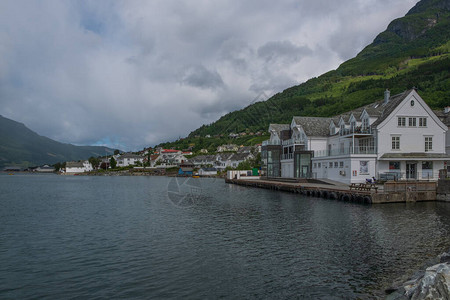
[{"x1": 0, "y1": 0, "x2": 418, "y2": 150}]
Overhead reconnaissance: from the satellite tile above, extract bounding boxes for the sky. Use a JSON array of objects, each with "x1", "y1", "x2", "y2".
[{"x1": 0, "y1": 0, "x2": 419, "y2": 151}]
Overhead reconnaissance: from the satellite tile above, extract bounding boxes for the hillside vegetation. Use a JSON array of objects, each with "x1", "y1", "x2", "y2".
[{"x1": 157, "y1": 0, "x2": 450, "y2": 153}]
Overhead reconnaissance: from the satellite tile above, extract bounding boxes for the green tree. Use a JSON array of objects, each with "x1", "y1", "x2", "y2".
[
  {"x1": 110, "y1": 157, "x2": 117, "y2": 169},
  {"x1": 89, "y1": 156, "x2": 100, "y2": 169},
  {"x1": 114, "y1": 149, "x2": 120, "y2": 155}
]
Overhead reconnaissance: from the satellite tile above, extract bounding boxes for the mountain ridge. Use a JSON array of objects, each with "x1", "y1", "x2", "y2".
[{"x1": 0, "y1": 115, "x2": 117, "y2": 168}]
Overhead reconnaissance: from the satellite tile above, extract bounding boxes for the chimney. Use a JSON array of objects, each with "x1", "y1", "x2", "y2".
[
  {"x1": 445, "y1": 107, "x2": 450, "y2": 114},
  {"x1": 384, "y1": 89, "x2": 390, "y2": 104}
]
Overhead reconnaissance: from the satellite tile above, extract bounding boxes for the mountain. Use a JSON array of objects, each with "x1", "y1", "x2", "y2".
[
  {"x1": 157, "y1": 0, "x2": 450, "y2": 152},
  {"x1": 0, "y1": 115, "x2": 117, "y2": 169}
]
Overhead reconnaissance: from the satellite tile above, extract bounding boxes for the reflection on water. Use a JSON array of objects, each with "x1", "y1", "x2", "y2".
[{"x1": 0, "y1": 174, "x2": 449, "y2": 299}]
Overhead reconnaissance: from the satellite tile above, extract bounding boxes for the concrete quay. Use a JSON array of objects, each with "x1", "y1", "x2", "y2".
[{"x1": 225, "y1": 177, "x2": 439, "y2": 204}]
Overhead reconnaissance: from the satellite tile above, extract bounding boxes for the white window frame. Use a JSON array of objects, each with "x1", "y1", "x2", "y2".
[
  {"x1": 392, "y1": 136, "x2": 400, "y2": 150},
  {"x1": 425, "y1": 136, "x2": 433, "y2": 152},
  {"x1": 408, "y1": 117, "x2": 416, "y2": 127},
  {"x1": 397, "y1": 117, "x2": 406, "y2": 127},
  {"x1": 419, "y1": 117, "x2": 427, "y2": 127}
]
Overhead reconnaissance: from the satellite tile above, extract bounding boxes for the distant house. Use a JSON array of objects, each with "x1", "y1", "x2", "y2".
[
  {"x1": 189, "y1": 155, "x2": 215, "y2": 167},
  {"x1": 35, "y1": 165, "x2": 55, "y2": 173},
  {"x1": 178, "y1": 163, "x2": 194, "y2": 176},
  {"x1": 237, "y1": 146, "x2": 253, "y2": 154},
  {"x1": 199, "y1": 167, "x2": 217, "y2": 176},
  {"x1": 116, "y1": 153, "x2": 144, "y2": 167},
  {"x1": 228, "y1": 152, "x2": 254, "y2": 168},
  {"x1": 3, "y1": 166, "x2": 21, "y2": 172},
  {"x1": 65, "y1": 160, "x2": 93, "y2": 174},
  {"x1": 158, "y1": 149, "x2": 187, "y2": 166},
  {"x1": 217, "y1": 144, "x2": 239, "y2": 152}
]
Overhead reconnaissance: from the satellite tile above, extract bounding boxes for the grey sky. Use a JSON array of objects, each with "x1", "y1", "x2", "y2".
[{"x1": 0, "y1": 0, "x2": 418, "y2": 150}]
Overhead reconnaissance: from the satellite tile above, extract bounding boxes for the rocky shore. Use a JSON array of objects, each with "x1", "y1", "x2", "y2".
[{"x1": 386, "y1": 250, "x2": 450, "y2": 299}]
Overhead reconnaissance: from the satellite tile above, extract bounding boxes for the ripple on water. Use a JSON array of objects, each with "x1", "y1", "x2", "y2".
[{"x1": 0, "y1": 175, "x2": 449, "y2": 299}]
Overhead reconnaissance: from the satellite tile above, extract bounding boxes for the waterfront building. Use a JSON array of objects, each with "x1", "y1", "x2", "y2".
[
  {"x1": 262, "y1": 89, "x2": 450, "y2": 183},
  {"x1": 65, "y1": 160, "x2": 93, "y2": 174},
  {"x1": 116, "y1": 153, "x2": 144, "y2": 167}
]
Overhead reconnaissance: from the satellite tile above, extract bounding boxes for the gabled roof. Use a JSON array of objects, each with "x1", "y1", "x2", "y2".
[
  {"x1": 216, "y1": 153, "x2": 234, "y2": 160},
  {"x1": 229, "y1": 152, "x2": 253, "y2": 161},
  {"x1": 292, "y1": 116, "x2": 332, "y2": 137},
  {"x1": 268, "y1": 124, "x2": 290, "y2": 134},
  {"x1": 66, "y1": 161, "x2": 85, "y2": 168},
  {"x1": 370, "y1": 90, "x2": 412, "y2": 127}
]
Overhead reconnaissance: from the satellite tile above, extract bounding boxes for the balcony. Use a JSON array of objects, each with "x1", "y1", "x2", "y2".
[
  {"x1": 314, "y1": 146, "x2": 377, "y2": 157},
  {"x1": 262, "y1": 140, "x2": 281, "y2": 146},
  {"x1": 339, "y1": 126, "x2": 372, "y2": 137},
  {"x1": 282, "y1": 138, "x2": 306, "y2": 146}
]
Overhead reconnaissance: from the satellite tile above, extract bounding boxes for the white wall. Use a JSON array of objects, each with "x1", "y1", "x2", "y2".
[
  {"x1": 312, "y1": 156, "x2": 376, "y2": 184},
  {"x1": 377, "y1": 93, "x2": 447, "y2": 157}
]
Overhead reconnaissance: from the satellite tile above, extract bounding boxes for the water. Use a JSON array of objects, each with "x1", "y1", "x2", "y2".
[{"x1": 1, "y1": 174, "x2": 449, "y2": 299}]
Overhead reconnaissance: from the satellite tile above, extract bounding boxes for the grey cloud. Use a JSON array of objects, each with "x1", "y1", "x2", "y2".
[
  {"x1": 181, "y1": 65, "x2": 224, "y2": 90},
  {"x1": 257, "y1": 40, "x2": 312, "y2": 64},
  {"x1": 0, "y1": 0, "x2": 418, "y2": 150}
]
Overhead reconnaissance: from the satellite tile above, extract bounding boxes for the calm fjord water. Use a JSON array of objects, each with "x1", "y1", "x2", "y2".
[{"x1": 1, "y1": 174, "x2": 450, "y2": 299}]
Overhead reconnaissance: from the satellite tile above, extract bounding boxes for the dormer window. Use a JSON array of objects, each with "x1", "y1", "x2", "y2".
[
  {"x1": 340, "y1": 124, "x2": 345, "y2": 135},
  {"x1": 362, "y1": 118, "x2": 369, "y2": 130},
  {"x1": 350, "y1": 121, "x2": 356, "y2": 132}
]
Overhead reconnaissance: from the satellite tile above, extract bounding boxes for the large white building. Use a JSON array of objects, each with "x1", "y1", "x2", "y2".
[{"x1": 262, "y1": 89, "x2": 450, "y2": 183}]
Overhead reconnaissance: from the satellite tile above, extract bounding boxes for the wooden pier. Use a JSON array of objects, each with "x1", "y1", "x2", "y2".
[{"x1": 225, "y1": 178, "x2": 438, "y2": 204}]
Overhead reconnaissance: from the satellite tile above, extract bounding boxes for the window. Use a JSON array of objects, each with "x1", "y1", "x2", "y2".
[
  {"x1": 422, "y1": 161, "x2": 433, "y2": 179},
  {"x1": 340, "y1": 124, "x2": 345, "y2": 135},
  {"x1": 419, "y1": 117, "x2": 427, "y2": 127},
  {"x1": 408, "y1": 117, "x2": 416, "y2": 127},
  {"x1": 392, "y1": 136, "x2": 400, "y2": 150},
  {"x1": 425, "y1": 137, "x2": 433, "y2": 152},
  {"x1": 389, "y1": 161, "x2": 400, "y2": 170},
  {"x1": 329, "y1": 162, "x2": 333, "y2": 168},
  {"x1": 334, "y1": 162, "x2": 338, "y2": 168},
  {"x1": 362, "y1": 118, "x2": 369, "y2": 130},
  {"x1": 339, "y1": 161, "x2": 344, "y2": 168},
  {"x1": 318, "y1": 163, "x2": 321, "y2": 168},
  {"x1": 313, "y1": 163, "x2": 317, "y2": 168},
  {"x1": 350, "y1": 121, "x2": 356, "y2": 132},
  {"x1": 330, "y1": 126, "x2": 335, "y2": 135},
  {"x1": 398, "y1": 117, "x2": 406, "y2": 127}
]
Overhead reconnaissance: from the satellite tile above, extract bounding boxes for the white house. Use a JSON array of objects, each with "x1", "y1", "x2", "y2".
[
  {"x1": 262, "y1": 89, "x2": 450, "y2": 183},
  {"x1": 116, "y1": 153, "x2": 144, "y2": 167},
  {"x1": 199, "y1": 167, "x2": 218, "y2": 176},
  {"x1": 65, "y1": 160, "x2": 93, "y2": 174}
]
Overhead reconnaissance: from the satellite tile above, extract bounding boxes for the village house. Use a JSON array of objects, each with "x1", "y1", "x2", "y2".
[
  {"x1": 156, "y1": 149, "x2": 187, "y2": 166},
  {"x1": 65, "y1": 160, "x2": 93, "y2": 174},
  {"x1": 189, "y1": 155, "x2": 216, "y2": 167},
  {"x1": 199, "y1": 167, "x2": 218, "y2": 176},
  {"x1": 262, "y1": 89, "x2": 450, "y2": 184},
  {"x1": 35, "y1": 165, "x2": 55, "y2": 173},
  {"x1": 217, "y1": 144, "x2": 239, "y2": 152},
  {"x1": 116, "y1": 153, "x2": 144, "y2": 167}
]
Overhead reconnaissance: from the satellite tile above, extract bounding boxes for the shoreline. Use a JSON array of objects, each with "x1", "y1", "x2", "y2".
[{"x1": 385, "y1": 250, "x2": 450, "y2": 299}]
